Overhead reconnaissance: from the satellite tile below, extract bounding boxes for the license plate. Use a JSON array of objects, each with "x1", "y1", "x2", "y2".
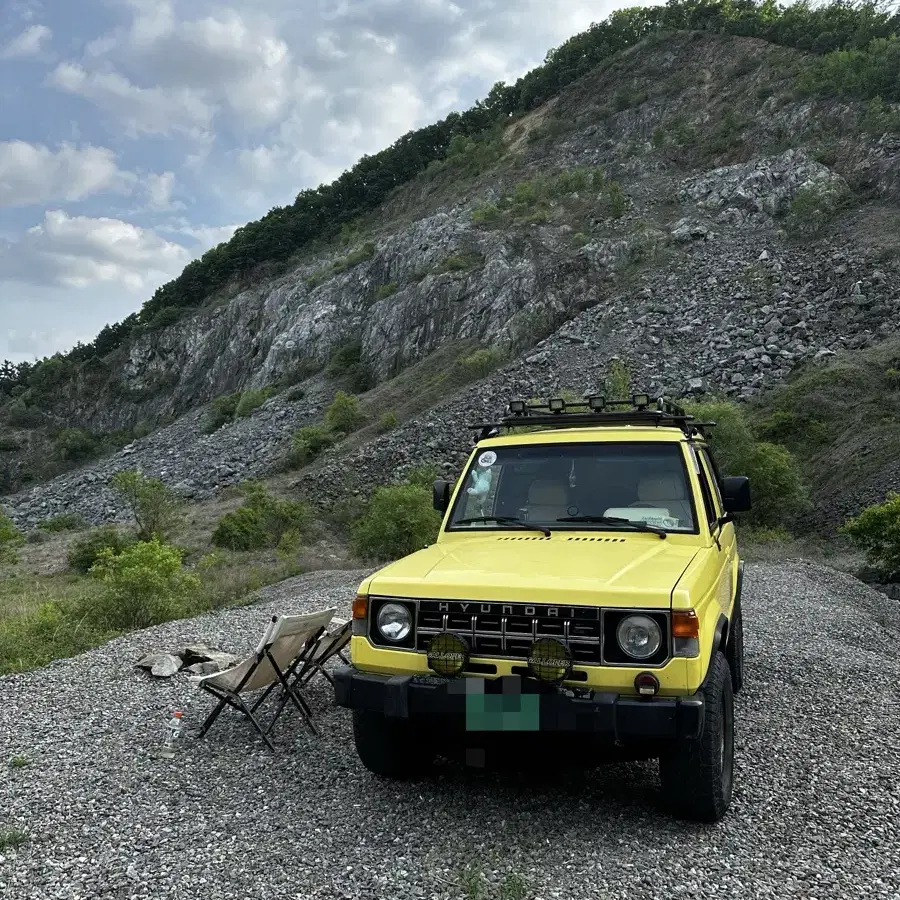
[{"x1": 465, "y1": 691, "x2": 540, "y2": 731}]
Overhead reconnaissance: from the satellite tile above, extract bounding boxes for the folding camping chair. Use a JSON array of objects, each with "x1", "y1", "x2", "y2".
[
  {"x1": 262, "y1": 617, "x2": 353, "y2": 728},
  {"x1": 193, "y1": 607, "x2": 336, "y2": 751}
]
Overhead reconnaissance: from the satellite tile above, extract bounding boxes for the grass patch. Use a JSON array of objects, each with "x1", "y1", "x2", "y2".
[
  {"x1": 0, "y1": 828, "x2": 28, "y2": 850},
  {"x1": 9, "y1": 755, "x2": 30, "y2": 768}
]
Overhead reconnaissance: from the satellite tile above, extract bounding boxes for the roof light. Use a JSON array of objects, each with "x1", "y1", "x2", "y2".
[
  {"x1": 632, "y1": 393, "x2": 650, "y2": 409},
  {"x1": 586, "y1": 395, "x2": 606, "y2": 410},
  {"x1": 548, "y1": 397, "x2": 566, "y2": 412},
  {"x1": 508, "y1": 399, "x2": 527, "y2": 414}
]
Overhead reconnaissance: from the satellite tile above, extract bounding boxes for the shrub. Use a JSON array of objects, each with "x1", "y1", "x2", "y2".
[
  {"x1": 435, "y1": 252, "x2": 485, "y2": 274},
  {"x1": 38, "y1": 513, "x2": 87, "y2": 533},
  {"x1": 4, "y1": 399, "x2": 43, "y2": 428},
  {"x1": 204, "y1": 392, "x2": 242, "y2": 432},
  {"x1": 325, "y1": 391, "x2": 364, "y2": 434},
  {"x1": 235, "y1": 388, "x2": 273, "y2": 418},
  {"x1": 457, "y1": 347, "x2": 506, "y2": 380},
  {"x1": 325, "y1": 341, "x2": 371, "y2": 392},
  {"x1": 374, "y1": 281, "x2": 398, "y2": 301},
  {"x1": 1, "y1": 509, "x2": 22, "y2": 561},
  {"x1": 67, "y1": 526, "x2": 131, "y2": 574},
  {"x1": 87, "y1": 539, "x2": 202, "y2": 631},
  {"x1": 378, "y1": 411, "x2": 398, "y2": 433},
  {"x1": 350, "y1": 484, "x2": 442, "y2": 562},
  {"x1": 686, "y1": 399, "x2": 807, "y2": 527},
  {"x1": 285, "y1": 425, "x2": 336, "y2": 468},
  {"x1": 603, "y1": 359, "x2": 631, "y2": 399},
  {"x1": 0, "y1": 436, "x2": 21, "y2": 452},
  {"x1": 784, "y1": 180, "x2": 853, "y2": 238},
  {"x1": 109, "y1": 469, "x2": 183, "y2": 542},
  {"x1": 211, "y1": 483, "x2": 313, "y2": 551},
  {"x1": 743, "y1": 441, "x2": 808, "y2": 528},
  {"x1": 54, "y1": 428, "x2": 98, "y2": 462},
  {"x1": 472, "y1": 204, "x2": 504, "y2": 227},
  {"x1": 405, "y1": 464, "x2": 441, "y2": 489},
  {"x1": 841, "y1": 492, "x2": 900, "y2": 580}
]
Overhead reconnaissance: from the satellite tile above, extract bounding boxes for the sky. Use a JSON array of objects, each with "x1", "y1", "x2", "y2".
[{"x1": 0, "y1": 0, "x2": 660, "y2": 364}]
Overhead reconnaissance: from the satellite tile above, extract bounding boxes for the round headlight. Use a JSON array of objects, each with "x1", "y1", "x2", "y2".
[
  {"x1": 376, "y1": 602, "x2": 411, "y2": 642},
  {"x1": 616, "y1": 615, "x2": 662, "y2": 660}
]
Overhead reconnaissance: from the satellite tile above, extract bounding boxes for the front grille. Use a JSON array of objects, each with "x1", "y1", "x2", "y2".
[{"x1": 415, "y1": 600, "x2": 603, "y2": 665}]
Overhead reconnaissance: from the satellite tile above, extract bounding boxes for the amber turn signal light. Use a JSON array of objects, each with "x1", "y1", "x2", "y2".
[
  {"x1": 352, "y1": 594, "x2": 368, "y2": 619},
  {"x1": 672, "y1": 609, "x2": 699, "y2": 639}
]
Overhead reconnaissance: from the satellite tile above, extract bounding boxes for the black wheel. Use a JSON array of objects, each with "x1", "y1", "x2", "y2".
[
  {"x1": 727, "y1": 603, "x2": 745, "y2": 695},
  {"x1": 659, "y1": 651, "x2": 734, "y2": 823},
  {"x1": 352, "y1": 710, "x2": 435, "y2": 779}
]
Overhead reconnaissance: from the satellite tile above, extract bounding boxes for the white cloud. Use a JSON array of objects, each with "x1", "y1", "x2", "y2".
[
  {"x1": 144, "y1": 171, "x2": 181, "y2": 211},
  {"x1": 0, "y1": 140, "x2": 134, "y2": 208},
  {"x1": 48, "y1": 62, "x2": 214, "y2": 138},
  {"x1": 0, "y1": 24, "x2": 51, "y2": 59},
  {"x1": 0, "y1": 210, "x2": 191, "y2": 291}
]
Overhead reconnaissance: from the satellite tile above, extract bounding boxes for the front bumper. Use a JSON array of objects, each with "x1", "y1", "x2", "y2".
[{"x1": 332, "y1": 667, "x2": 704, "y2": 741}]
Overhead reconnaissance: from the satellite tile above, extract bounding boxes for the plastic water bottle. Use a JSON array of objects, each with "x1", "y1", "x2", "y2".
[{"x1": 156, "y1": 710, "x2": 183, "y2": 759}]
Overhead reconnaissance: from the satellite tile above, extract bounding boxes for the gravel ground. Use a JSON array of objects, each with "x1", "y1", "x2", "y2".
[{"x1": 1, "y1": 561, "x2": 898, "y2": 900}]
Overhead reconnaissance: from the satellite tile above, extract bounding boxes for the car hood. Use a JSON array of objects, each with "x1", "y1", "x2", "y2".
[{"x1": 365, "y1": 536, "x2": 699, "y2": 608}]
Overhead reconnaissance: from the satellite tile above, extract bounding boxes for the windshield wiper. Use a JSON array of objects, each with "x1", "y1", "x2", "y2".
[
  {"x1": 555, "y1": 515, "x2": 667, "y2": 539},
  {"x1": 455, "y1": 516, "x2": 551, "y2": 536}
]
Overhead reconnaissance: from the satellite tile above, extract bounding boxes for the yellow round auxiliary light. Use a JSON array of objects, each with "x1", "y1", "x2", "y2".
[
  {"x1": 527, "y1": 637, "x2": 573, "y2": 685},
  {"x1": 426, "y1": 632, "x2": 469, "y2": 677}
]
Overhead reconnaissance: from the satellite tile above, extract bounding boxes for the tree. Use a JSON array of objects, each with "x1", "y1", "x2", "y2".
[{"x1": 109, "y1": 469, "x2": 183, "y2": 542}]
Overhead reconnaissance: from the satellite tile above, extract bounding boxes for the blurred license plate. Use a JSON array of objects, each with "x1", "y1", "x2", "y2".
[{"x1": 465, "y1": 692, "x2": 540, "y2": 731}]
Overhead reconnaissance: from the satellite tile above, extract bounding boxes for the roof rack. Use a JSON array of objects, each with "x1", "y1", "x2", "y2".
[{"x1": 469, "y1": 394, "x2": 715, "y2": 440}]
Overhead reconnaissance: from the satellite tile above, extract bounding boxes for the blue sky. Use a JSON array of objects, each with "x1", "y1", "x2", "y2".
[{"x1": 0, "y1": 0, "x2": 659, "y2": 363}]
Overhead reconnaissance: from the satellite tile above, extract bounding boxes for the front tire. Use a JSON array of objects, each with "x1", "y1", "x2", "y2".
[
  {"x1": 659, "y1": 651, "x2": 734, "y2": 823},
  {"x1": 727, "y1": 603, "x2": 745, "y2": 695},
  {"x1": 352, "y1": 710, "x2": 435, "y2": 779}
]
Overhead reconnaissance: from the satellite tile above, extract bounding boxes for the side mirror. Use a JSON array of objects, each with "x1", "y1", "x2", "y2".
[
  {"x1": 721, "y1": 476, "x2": 751, "y2": 513},
  {"x1": 432, "y1": 479, "x2": 452, "y2": 513}
]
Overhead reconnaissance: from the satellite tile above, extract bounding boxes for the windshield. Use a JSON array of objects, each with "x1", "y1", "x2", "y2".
[{"x1": 447, "y1": 441, "x2": 697, "y2": 533}]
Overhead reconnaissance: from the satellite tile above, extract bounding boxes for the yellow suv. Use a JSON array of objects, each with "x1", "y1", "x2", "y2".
[{"x1": 333, "y1": 396, "x2": 751, "y2": 823}]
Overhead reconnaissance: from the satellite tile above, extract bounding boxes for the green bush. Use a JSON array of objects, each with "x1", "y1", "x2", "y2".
[
  {"x1": 204, "y1": 392, "x2": 242, "y2": 432},
  {"x1": 37, "y1": 513, "x2": 87, "y2": 533},
  {"x1": 435, "y1": 252, "x2": 485, "y2": 274},
  {"x1": 325, "y1": 391, "x2": 365, "y2": 434},
  {"x1": 4, "y1": 399, "x2": 43, "y2": 428},
  {"x1": 604, "y1": 359, "x2": 631, "y2": 399},
  {"x1": 743, "y1": 442, "x2": 808, "y2": 528},
  {"x1": 841, "y1": 492, "x2": 900, "y2": 580},
  {"x1": 0, "y1": 436, "x2": 21, "y2": 452},
  {"x1": 457, "y1": 347, "x2": 507, "y2": 380},
  {"x1": 378, "y1": 411, "x2": 398, "y2": 433},
  {"x1": 374, "y1": 281, "x2": 398, "y2": 301},
  {"x1": 784, "y1": 180, "x2": 853, "y2": 238},
  {"x1": 1, "y1": 509, "x2": 22, "y2": 562},
  {"x1": 325, "y1": 341, "x2": 371, "y2": 392},
  {"x1": 109, "y1": 469, "x2": 183, "y2": 542},
  {"x1": 350, "y1": 484, "x2": 442, "y2": 562},
  {"x1": 67, "y1": 526, "x2": 131, "y2": 574},
  {"x1": 235, "y1": 387, "x2": 273, "y2": 418},
  {"x1": 686, "y1": 399, "x2": 807, "y2": 527},
  {"x1": 54, "y1": 428, "x2": 98, "y2": 462},
  {"x1": 285, "y1": 425, "x2": 336, "y2": 468},
  {"x1": 211, "y1": 483, "x2": 313, "y2": 551},
  {"x1": 87, "y1": 539, "x2": 202, "y2": 631}
]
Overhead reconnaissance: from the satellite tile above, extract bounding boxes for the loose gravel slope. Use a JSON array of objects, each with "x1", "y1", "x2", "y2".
[{"x1": 1, "y1": 562, "x2": 898, "y2": 900}]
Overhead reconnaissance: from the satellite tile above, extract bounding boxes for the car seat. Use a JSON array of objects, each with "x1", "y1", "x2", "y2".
[
  {"x1": 525, "y1": 480, "x2": 570, "y2": 522},
  {"x1": 632, "y1": 474, "x2": 693, "y2": 525}
]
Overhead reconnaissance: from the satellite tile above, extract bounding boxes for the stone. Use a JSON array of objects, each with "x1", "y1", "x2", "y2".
[{"x1": 135, "y1": 652, "x2": 182, "y2": 678}]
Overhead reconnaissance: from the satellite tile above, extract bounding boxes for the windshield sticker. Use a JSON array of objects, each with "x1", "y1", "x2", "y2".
[{"x1": 477, "y1": 450, "x2": 497, "y2": 468}]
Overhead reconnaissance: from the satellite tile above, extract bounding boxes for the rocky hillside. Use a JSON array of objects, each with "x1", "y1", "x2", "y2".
[{"x1": 2, "y1": 29, "x2": 900, "y2": 529}]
